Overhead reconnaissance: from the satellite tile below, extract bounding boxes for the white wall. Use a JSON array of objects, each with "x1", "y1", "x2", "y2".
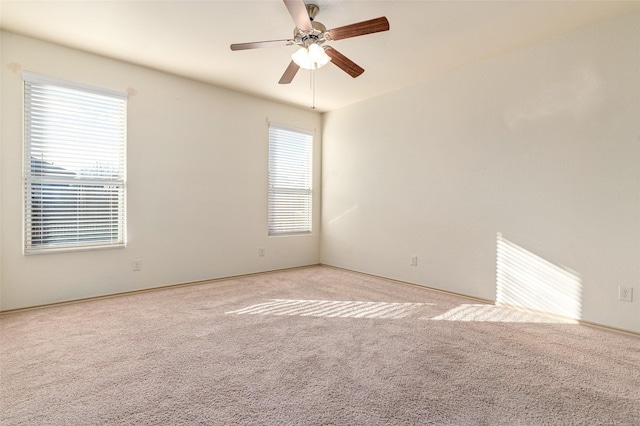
[
  {"x1": 0, "y1": 32, "x2": 322, "y2": 310},
  {"x1": 321, "y1": 13, "x2": 640, "y2": 332}
]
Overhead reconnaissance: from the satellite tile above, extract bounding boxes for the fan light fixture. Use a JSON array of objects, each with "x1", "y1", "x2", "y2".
[{"x1": 291, "y1": 44, "x2": 331, "y2": 70}]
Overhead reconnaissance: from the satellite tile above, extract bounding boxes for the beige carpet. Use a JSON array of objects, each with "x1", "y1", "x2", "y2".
[{"x1": 1, "y1": 266, "x2": 639, "y2": 425}]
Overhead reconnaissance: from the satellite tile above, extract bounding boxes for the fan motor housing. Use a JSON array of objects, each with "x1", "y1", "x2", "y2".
[
  {"x1": 293, "y1": 4, "x2": 327, "y2": 47},
  {"x1": 294, "y1": 20, "x2": 327, "y2": 47}
]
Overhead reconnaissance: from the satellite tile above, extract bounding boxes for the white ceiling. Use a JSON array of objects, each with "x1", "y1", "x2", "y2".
[{"x1": 1, "y1": 0, "x2": 638, "y2": 112}]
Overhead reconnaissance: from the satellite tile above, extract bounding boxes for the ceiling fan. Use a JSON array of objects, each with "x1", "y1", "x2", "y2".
[{"x1": 230, "y1": 0, "x2": 390, "y2": 84}]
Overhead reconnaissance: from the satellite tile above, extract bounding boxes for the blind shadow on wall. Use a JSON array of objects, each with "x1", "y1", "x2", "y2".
[{"x1": 496, "y1": 233, "x2": 582, "y2": 320}]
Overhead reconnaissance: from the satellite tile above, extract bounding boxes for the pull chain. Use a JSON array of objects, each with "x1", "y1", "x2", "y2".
[{"x1": 312, "y1": 67, "x2": 316, "y2": 110}]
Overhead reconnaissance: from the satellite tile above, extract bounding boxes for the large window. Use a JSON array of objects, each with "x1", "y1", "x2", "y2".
[
  {"x1": 268, "y1": 122, "x2": 313, "y2": 236},
  {"x1": 23, "y1": 72, "x2": 127, "y2": 254}
]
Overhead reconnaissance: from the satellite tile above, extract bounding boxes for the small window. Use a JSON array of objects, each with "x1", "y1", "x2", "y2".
[
  {"x1": 23, "y1": 72, "x2": 127, "y2": 253},
  {"x1": 268, "y1": 122, "x2": 313, "y2": 236}
]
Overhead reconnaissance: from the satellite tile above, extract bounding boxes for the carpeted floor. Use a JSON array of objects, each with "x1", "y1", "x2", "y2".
[{"x1": 1, "y1": 266, "x2": 639, "y2": 425}]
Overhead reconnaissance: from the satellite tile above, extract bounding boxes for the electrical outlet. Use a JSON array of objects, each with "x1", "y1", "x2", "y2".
[
  {"x1": 132, "y1": 259, "x2": 142, "y2": 271},
  {"x1": 411, "y1": 256, "x2": 418, "y2": 266},
  {"x1": 258, "y1": 247, "x2": 265, "y2": 257},
  {"x1": 619, "y1": 286, "x2": 633, "y2": 302}
]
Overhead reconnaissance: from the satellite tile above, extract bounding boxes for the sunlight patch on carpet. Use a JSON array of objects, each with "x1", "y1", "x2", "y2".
[
  {"x1": 226, "y1": 299, "x2": 433, "y2": 319},
  {"x1": 427, "y1": 304, "x2": 576, "y2": 323}
]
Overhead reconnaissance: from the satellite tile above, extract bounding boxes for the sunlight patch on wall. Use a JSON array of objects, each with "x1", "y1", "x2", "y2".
[
  {"x1": 496, "y1": 233, "x2": 582, "y2": 319},
  {"x1": 428, "y1": 304, "x2": 575, "y2": 323},
  {"x1": 327, "y1": 204, "x2": 359, "y2": 226},
  {"x1": 226, "y1": 299, "x2": 432, "y2": 319}
]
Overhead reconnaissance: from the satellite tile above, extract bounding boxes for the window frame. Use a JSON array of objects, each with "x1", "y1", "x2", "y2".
[
  {"x1": 268, "y1": 122, "x2": 313, "y2": 237},
  {"x1": 22, "y1": 72, "x2": 127, "y2": 254}
]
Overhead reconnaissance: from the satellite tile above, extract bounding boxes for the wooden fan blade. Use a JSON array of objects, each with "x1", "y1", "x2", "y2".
[
  {"x1": 230, "y1": 39, "x2": 293, "y2": 51},
  {"x1": 279, "y1": 61, "x2": 300, "y2": 84},
  {"x1": 327, "y1": 17, "x2": 390, "y2": 41},
  {"x1": 283, "y1": 0, "x2": 312, "y2": 31},
  {"x1": 325, "y1": 47, "x2": 364, "y2": 78}
]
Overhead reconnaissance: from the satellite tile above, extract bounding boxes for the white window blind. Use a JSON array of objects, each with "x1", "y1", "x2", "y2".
[
  {"x1": 23, "y1": 72, "x2": 127, "y2": 254},
  {"x1": 268, "y1": 123, "x2": 313, "y2": 236}
]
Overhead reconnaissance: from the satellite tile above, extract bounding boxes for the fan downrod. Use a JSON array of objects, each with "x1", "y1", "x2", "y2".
[{"x1": 306, "y1": 4, "x2": 319, "y2": 21}]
